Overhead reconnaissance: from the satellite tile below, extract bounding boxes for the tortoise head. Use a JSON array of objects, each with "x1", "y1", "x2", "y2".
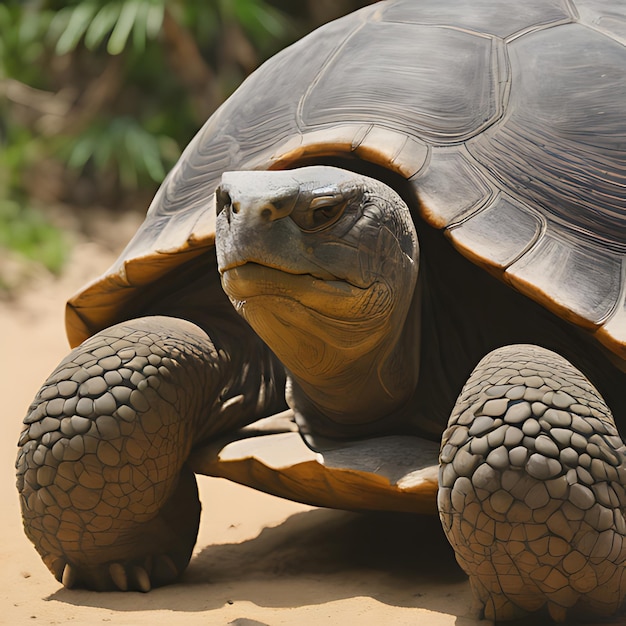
[{"x1": 215, "y1": 165, "x2": 421, "y2": 432}]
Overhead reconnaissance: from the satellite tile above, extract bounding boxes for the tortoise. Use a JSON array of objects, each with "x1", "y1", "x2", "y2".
[{"x1": 16, "y1": 0, "x2": 626, "y2": 621}]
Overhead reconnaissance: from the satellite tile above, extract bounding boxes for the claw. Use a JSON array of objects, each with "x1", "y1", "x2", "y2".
[
  {"x1": 548, "y1": 602, "x2": 567, "y2": 623},
  {"x1": 109, "y1": 563, "x2": 128, "y2": 591},
  {"x1": 61, "y1": 563, "x2": 76, "y2": 589},
  {"x1": 133, "y1": 566, "x2": 151, "y2": 592},
  {"x1": 159, "y1": 554, "x2": 178, "y2": 578},
  {"x1": 152, "y1": 554, "x2": 179, "y2": 586}
]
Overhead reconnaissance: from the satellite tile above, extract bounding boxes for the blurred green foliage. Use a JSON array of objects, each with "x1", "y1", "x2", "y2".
[
  {"x1": 0, "y1": 0, "x2": 373, "y2": 284},
  {"x1": 0, "y1": 200, "x2": 67, "y2": 282}
]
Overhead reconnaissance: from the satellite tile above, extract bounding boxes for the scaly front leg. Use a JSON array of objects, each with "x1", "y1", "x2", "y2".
[
  {"x1": 438, "y1": 344, "x2": 626, "y2": 622},
  {"x1": 17, "y1": 316, "x2": 279, "y2": 591}
]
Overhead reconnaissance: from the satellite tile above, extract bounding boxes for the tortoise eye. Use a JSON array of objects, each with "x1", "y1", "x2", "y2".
[{"x1": 294, "y1": 195, "x2": 347, "y2": 232}]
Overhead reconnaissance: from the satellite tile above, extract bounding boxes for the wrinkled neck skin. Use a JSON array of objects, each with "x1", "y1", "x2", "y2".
[
  {"x1": 215, "y1": 167, "x2": 420, "y2": 439},
  {"x1": 285, "y1": 277, "x2": 422, "y2": 439}
]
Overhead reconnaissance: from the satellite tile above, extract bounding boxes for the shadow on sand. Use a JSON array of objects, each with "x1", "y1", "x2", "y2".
[{"x1": 49, "y1": 507, "x2": 472, "y2": 617}]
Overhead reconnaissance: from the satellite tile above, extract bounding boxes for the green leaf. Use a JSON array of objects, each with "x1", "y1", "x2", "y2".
[
  {"x1": 66, "y1": 134, "x2": 97, "y2": 170},
  {"x1": 229, "y1": 0, "x2": 290, "y2": 48},
  {"x1": 107, "y1": 0, "x2": 140, "y2": 55},
  {"x1": 140, "y1": 137, "x2": 166, "y2": 181},
  {"x1": 92, "y1": 131, "x2": 113, "y2": 170},
  {"x1": 145, "y1": 0, "x2": 165, "y2": 39},
  {"x1": 249, "y1": 3, "x2": 288, "y2": 39},
  {"x1": 117, "y1": 144, "x2": 138, "y2": 189},
  {"x1": 131, "y1": 0, "x2": 148, "y2": 52},
  {"x1": 47, "y1": 7, "x2": 73, "y2": 45},
  {"x1": 84, "y1": 3, "x2": 121, "y2": 50},
  {"x1": 55, "y1": 2, "x2": 98, "y2": 55}
]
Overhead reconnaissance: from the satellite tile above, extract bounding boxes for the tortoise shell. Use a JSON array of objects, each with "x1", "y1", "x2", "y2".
[{"x1": 66, "y1": 0, "x2": 626, "y2": 365}]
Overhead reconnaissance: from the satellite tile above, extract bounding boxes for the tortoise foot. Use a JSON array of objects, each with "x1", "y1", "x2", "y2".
[
  {"x1": 52, "y1": 465, "x2": 200, "y2": 591},
  {"x1": 438, "y1": 344, "x2": 626, "y2": 621}
]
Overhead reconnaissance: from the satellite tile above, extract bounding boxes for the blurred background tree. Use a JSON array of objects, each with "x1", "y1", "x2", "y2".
[{"x1": 0, "y1": 0, "x2": 376, "y2": 289}]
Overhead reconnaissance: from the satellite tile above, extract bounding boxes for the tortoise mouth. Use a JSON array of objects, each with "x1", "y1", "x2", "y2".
[
  {"x1": 219, "y1": 259, "x2": 334, "y2": 281},
  {"x1": 220, "y1": 262, "x2": 366, "y2": 303},
  {"x1": 220, "y1": 257, "x2": 373, "y2": 288}
]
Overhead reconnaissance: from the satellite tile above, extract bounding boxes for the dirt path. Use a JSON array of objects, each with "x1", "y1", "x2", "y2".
[{"x1": 1, "y1": 230, "x2": 484, "y2": 626}]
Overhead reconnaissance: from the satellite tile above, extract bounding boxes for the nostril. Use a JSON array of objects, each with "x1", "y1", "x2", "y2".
[
  {"x1": 215, "y1": 187, "x2": 232, "y2": 216},
  {"x1": 260, "y1": 207, "x2": 272, "y2": 221}
]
